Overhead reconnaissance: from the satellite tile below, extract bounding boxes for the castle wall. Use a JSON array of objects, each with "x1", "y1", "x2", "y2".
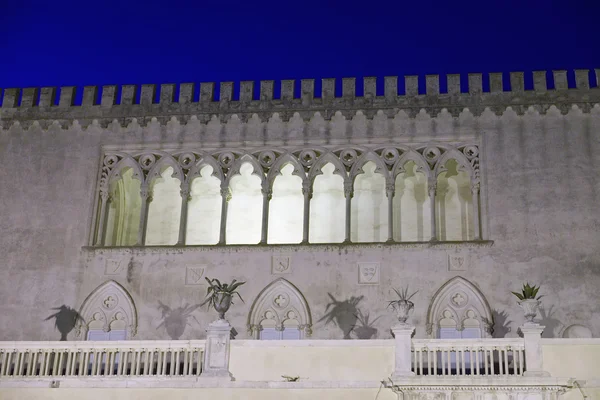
[{"x1": 0, "y1": 71, "x2": 599, "y2": 341}]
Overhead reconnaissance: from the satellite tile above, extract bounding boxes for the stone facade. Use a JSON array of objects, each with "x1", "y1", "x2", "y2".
[{"x1": 0, "y1": 70, "x2": 599, "y2": 343}]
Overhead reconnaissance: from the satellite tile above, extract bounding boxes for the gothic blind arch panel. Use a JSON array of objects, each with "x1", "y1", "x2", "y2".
[
  {"x1": 426, "y1": 276, "x2": 493, "y2": 338},
  {"x1": 76, "y1": 280, "x2": 138, "y2": 340},
  {"x1": 247, "y1": 278, "x2": 313, "y2": 339}
]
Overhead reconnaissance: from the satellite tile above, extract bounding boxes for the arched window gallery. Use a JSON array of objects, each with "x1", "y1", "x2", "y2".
[{"x1": 93, "y1": 144, "x2": 483, "y2": 246}]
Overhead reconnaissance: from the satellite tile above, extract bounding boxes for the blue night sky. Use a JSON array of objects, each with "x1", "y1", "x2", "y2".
[{"x1": 1, "y1": 0, "x2": 598, "y2": 93}]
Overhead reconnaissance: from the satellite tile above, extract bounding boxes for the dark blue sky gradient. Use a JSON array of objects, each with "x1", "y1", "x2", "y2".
[{"x1": 1, "y1": 0, "x2": 599, "y2": 91}]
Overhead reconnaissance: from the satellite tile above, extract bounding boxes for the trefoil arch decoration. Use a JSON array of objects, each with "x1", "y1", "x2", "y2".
[
  {"x1": 426, "y1": 276, "x2": 493, "y2": 338},
  {"x1": 92, "y1": 142, "x2": 484, "y2": 246},
  {"x1": 76, "y1": 280, "x2": 138, "y2": 340},
  {"x1": 247, "y1": 278, "x2": 313, "y2": 339}
]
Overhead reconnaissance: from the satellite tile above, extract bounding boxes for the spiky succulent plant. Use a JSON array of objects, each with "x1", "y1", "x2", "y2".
[{"x1": 511, "y1": 283, "x2": 543, "y2": 301}]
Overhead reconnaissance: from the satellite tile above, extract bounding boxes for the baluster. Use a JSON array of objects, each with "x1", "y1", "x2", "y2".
[
  {"x1": 162, "y1": 350, "x2": 168, "y2": 375},
  {"x1": 43, "y1": 351, "x2": 51, "y2": 376},
  {"x1": 181, "y1": 348, "x2": 190, "y2": 376},
  {"x1": 197, "y1": 349, "x2": 203, "y2": 375},
  {"x1": 107, "y1": 351, "x2": 113, "y2": 376},
  {"x1": 29, "y1": 351, "x2": 38, "y2": 376},
  {"x1": 419, "y1": 349, "x2": 423, "y2": 375},
  {"x1": 176, "y1": 350, "x2": 181, "y2": 375},
  {"x1": 504, "y1": 348, "x2": 509, "y2": 376},
  {"x1": 16, "y1": 351, "x2": 24, "y2": 376},
  {"x1": 433, "y1": 348, "x2": 437, "y2": 375},
  {"x1": 91, "y1": 351, "x2": 98, "y2": 376},
  {"x1": 65, "y1": 351, "x2": 72, "y2": 376},
  {"x1": 86, "y1": 351, "x2": 93, "y2": 376},
  {"x1": 134, "y1": 351, "x2": 141, "y2": 376},
  {"x1": 441, "y1": 349, "x2": 446, "y2": 376},
  {"x1": 474, "y1": 348, "x2": 480, "y2": 376},
  {"x1": 519, "y1": 348, "x2": 524, "y2": 375},
  {"x1": 490, "y1": 348, "x2": 495, "y2": 375},
  {"x1": 52, "y1": 351, "x2": 60, "y2": 376},
  {"x1": 145, "y1": 350, "x2": 152, "y2": 376},
  {"x1": 0, "y1": 351, "x2": 6, "y2": 376}
]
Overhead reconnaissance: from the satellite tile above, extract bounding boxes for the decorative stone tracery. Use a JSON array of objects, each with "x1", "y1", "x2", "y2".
[
  {"x1": 426, "y1": 276, "x2": 493, "y2": 338},
  {"x1": 94, "y1": 142, "x2": 482, "y2": 246},
  {"x1": 247, "y1": 278, "x2": 313, "y2": 339},
  {"x1": 76, "y1": 280, "x2": 138, "y2": 339}
]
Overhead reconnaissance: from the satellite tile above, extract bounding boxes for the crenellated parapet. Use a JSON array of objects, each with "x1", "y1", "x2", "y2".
[{"x1": 0, "y1": 69, "x2": 599, "y2": 127}]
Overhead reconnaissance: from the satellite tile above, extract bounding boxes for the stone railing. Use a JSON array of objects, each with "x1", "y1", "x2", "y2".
[
  {"x1": 0, "y1": 340, "x2": 205, "y2": 379},
  {"x1": 410, "y1": 338, "x2": 525, "y2": 376}
]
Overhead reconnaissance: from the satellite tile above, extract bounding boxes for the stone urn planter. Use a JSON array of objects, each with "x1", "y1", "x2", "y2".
[
  {"x1": 391, "y1": 300, "x2": 414, "y2": 323},
  {"x1": 512, "y1": 283, "x2": 543, "y2": 324},
  {"x1": 202, "y1": 278, "x2": 245, "y2": 320},
  {"x1": 213, "y1": 292, "x2": 233, "y2": 320},
  {"x1": 518, "y1": 299, "x2": 541, "y2": 323},
  {"x1": 387, "y1": 287, "x2": 418, "y2": 324}
]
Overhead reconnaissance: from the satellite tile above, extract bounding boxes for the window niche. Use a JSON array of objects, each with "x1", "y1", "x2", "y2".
[
  {"x1": 145, "y1": 165, "x2": 182, "y2": 245},
  {"x1": 186, "y1": 165, "x2": 222, "y2": 245},
  {"x1": 104, "y1": 167, "x2": 141, "y2": 246}
]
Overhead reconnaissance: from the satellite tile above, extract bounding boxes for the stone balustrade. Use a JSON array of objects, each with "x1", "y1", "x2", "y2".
[
  {"x1": 410, "y1": 338, "x2": 526, "y2": 376},
  {"x1": 0, "y1": 340, "x2": 205, "y2": 379}
]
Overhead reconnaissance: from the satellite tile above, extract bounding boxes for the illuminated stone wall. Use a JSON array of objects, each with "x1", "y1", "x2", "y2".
[{"x1": 0, "y1": 70, "x2": 599, "y2": 341}]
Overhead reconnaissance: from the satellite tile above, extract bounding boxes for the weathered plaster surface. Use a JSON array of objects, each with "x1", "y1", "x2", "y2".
[{"x1": 0, "y1": 71, "x2": 599, "y2": 342}]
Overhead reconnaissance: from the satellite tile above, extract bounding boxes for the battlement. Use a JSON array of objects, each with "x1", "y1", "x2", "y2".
[{"x1": 1, "y1": 69, "x2": 599, "y2": 123}]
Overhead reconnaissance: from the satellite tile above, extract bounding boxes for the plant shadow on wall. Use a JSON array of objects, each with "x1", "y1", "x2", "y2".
[
  {"x1": 45, "y1": 306, "x2": 84, "y2": 341},
  {"x1": 318, "y1": 294, "x2": 365, "y2": 339},
  {"x1": 482, "y1": 310, "x2": 512, "y2": 338},
  {"x1": 352, "y1": 309, "x2": 383, "y2": 339},
  {"x1": 538, "y1": 305, "x2": 563, "y2": 338},
  {"x1": 156, "y1": 301, "x2": 202, "y2": 340}
]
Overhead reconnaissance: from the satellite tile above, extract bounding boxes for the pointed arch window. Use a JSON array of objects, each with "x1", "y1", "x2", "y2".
[
  {"x1": 93, "y1": 144, "x2": 484, "y2": 247},
  {"x1": 247, "y1": 278, "x2": 312, "y2": 340},
  {"x1": 77, "y1": 280, "x2": 138, "y2": 341}
]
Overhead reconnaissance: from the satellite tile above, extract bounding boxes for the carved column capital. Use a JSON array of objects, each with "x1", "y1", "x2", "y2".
[
  {"x1": 302, "y1": 181, "x2": 313, "y2": 198},
  {"x1": 428, "y1": 181, "x2": 437, "y2": 196},
  {"x1": 100, "y1": 189, "x2": 110, "y2": 202},
  {"x1": 180, "y1": 184, "x2": 191, "y2": 201},
  {"x1": 344, "y1": 180, "x2": 354, "y2": 198},
  {"x1": 471, "y1": 180, "x2": 480, "y2": 194},
  {"x1": 386, "y1": 181, "x2": 395, "y2": 198},
  {"x1": 140, "y1": 185, "x2": 152, "y2": 202}
]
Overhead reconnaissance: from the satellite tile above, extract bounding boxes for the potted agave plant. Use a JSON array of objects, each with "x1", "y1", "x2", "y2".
[
  {"x1": 387, "y1": 287, "x2": 418, "y2": 324},
  {"x1": 202, "y1": 277, "x2": 245, "y2": 320},
  {"x1": 512, "y1": 283, "x2": 543, "y2": 323}
]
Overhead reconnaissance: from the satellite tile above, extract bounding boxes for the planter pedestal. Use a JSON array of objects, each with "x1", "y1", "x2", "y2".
[
  {"x1": 391, "y1": 323, "x2": 415, "y2": 379},
  {"x1": 199, "y1": 319, "x2": 234, "y2": 381}
]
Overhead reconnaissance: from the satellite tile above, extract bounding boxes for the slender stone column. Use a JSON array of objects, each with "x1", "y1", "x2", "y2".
[
  {"x1": 428, "y1": 180, "x2": 437, "y2": 241},
  {"x1": 94, "y1": 190, "x2": 110, "y2": 246},
  {"x1": 391, "y1": 323, "x2": 415, "y2": 379},
  {"x1": 260, "y1": 182, "x2": 272, "y2": 244},
  {"x1": 471, "y1": 181, "x2": 481, "y2": 240},
  {"x1": 199, "y1": 319, "x2": 234, "y2": 381},
  {"x1": 177, "y1": 183, "x2": 191, "y2": 246},
  {"x1": 386, "y1": 180, "x2": 395, "y2": 242},
  {"x1": 302, "y1": 180, "x2": 312, "y2": 244},
  {"x1": 218, "y1": 183, "x2": 229, "y2": 245},
  {"x1": 136, "y1": 184, "x2": 151, "y2": 246},
  {"x1": 344, "y1": 180, "x2": 353, "y2": 243},
  {"x1": 520, "y1": 323, "x2": 550, "y2": 377}
]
